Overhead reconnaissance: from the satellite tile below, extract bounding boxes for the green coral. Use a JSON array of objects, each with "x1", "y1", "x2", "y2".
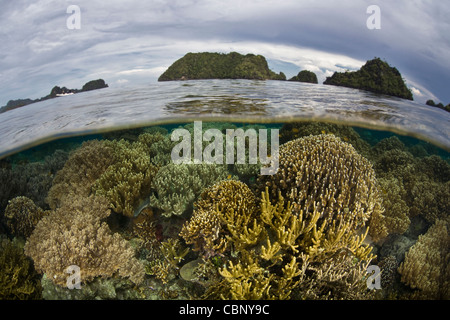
[
  {"x1": 149, "y1": 163, "x2": 231, "y2": 217},
  {"x1": 92, "y1": 138, "x2": 158, "y2": 217},
  {"x1": 0, "y1": 237, "x2": 42, "y2": 300}
]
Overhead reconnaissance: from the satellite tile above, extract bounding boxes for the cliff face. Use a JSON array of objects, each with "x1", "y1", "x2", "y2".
[
  {"x1": 323, "y1": 58, "x2": 413, "y2": 100},
  {"x1": 158, "y1": 52, "x2": 286, "y2": 81}
]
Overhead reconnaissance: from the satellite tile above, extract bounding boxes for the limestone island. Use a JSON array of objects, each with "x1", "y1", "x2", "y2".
[
  {"x1": 158, "y1": 52, "x2": 286, "y2": 81},
  {"x1": 0, "y1": 79, "x2": 108, "y2": 113},
  {"x1": 288, "y1": 70, "x2": 318, "y2": 84},
  {"x1": 323, "y1": 58, "x2": 413, "y2": 100}
]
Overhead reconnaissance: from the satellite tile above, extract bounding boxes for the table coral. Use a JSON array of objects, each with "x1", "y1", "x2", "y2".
[{"x1": 24, "y1": 195, "x2": 145, "y2": 287}]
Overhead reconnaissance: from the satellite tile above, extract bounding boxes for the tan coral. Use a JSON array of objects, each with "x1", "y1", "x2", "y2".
[
  {"x1": 259, "y1": 134, "x2": 384, "y2": 242},
  {"x1": 398, "y1": 218, "x2": 450, "y2": 299},
  {"x1": 180, "y1": 180, "x2": 260, "y2": 257},
  {"x1": 46, "y1": 140, "x2": 115, "y2": 209},
  {"x1": 4, "y1": 196, "x2": 48, "y2": 238},
  {"x1": 24, "y1": 195, "x2": 144, "y2": 287}
]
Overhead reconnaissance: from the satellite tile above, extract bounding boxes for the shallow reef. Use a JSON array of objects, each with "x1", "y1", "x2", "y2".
[{"x1": 0, "y1": 121, "x2": 448, "y2": 300}]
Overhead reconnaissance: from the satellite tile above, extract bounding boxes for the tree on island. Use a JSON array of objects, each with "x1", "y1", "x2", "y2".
[
  {"x1": 158, "y1": 52, "x2": 286, "y2": 81},
  {"x1": 288, "y1": 70, "x2": 318, "y2": 84},
  {"x1": 323, "y1": 58, "x2": 413, "y2": 100}
]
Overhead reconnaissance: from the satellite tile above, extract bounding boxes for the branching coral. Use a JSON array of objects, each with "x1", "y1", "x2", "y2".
[
  {"x1": 150, "y1": 163, "x2": 231, "y2": 217},
  {"x1": 258, "y1": 134, "x2": 384, "y2": 241},
  {"x1": 204, "y1": 187, "x2": 375, "y2": 300},
  {"x1": 0, "y1": 237, "x2": 42, "y2": 300},
  {"x1": 398, "y1": 218, "x2": 450, "y2": 299},
  {"x1": 4, "y1": 196, "x2": 48, "y2": 238},
  {"x1": 180, "y1": 180, "x2": 259, "y2": 257},
  {"x1": 92, "y1": 138, "x2": 158, "y2": 217},
  {"x1": 369, "y1": 177, "x2": 410, "y2": 242},
  {"x1": 24, "y1": 195, "x2": 145, "y2": 287},
  {"x1": 46, "y1": 140, "x2": 115, "y2": 209}
]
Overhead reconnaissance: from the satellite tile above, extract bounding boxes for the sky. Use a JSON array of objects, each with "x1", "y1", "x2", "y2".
[{"x1": 1, "y1": 0, "x2": 449, "y2": 107}]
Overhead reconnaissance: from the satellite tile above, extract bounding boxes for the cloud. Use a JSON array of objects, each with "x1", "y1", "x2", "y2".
[{"x1": 0, "y1": 0, "x2": 449, "y2": 105}]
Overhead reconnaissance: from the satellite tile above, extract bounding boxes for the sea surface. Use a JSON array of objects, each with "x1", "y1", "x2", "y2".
[
  {"x1": 0, "y1": 79, "x2": 449, "y2": 301},
  {"x1": 0, "y1": 79, "x2": 449, "y2": 158}
]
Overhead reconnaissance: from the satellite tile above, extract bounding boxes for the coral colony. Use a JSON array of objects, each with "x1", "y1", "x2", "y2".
[
  {"x1": 170, "y1": 121, "x2": 279, "y2": 175},
  {"x1": 1, "y1": 121, "x2": 449, "y2": 300}
]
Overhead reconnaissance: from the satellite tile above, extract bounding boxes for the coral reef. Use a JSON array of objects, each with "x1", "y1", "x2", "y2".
[
  {"x1": 279, "y1": 122, "x2": 372, "y2": 158},
  {"x1": 4, "y1": 196, "x2": 48, "y2": 239},
  {"x1": 0, "y1": 237, "x2": 42, "y2": 299},
  {"x1": 46, "y1": 140, "x2": 115, "y2": 209},
  {"x1": 24, "y1": 195, "x2": 145, "y2": 287},
  {"x1": 258, "y1": 134, "x2": 384, "y2": 242},
  {"x1": 92, "y1": 138, "x2": 158, "y2": 217},
  {"x1": 180, "y1": 180, "x2": 259, "y2": 257},
  {"x1": 204, "y1": 187, "x2": 375, "y2": 300},
  {"x1": 150, "y1": 163, "x2": 231, "y2": 217},
  {"x1": 398, "y1": 218, "x2": 450, "y2": 299}
]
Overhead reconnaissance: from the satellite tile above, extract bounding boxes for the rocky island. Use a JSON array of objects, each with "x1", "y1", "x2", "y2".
[
  {"x1": 0, "y1": 79, "x2": 108, "y2": 113},
  {"x1": 323, "y1": 58, "x2": 413, "y2": 100},
  {"x1": 158, "y1": 52, "x2": 286, "y2": 81},
  {"x1": 288, "y1": 70, "x2": 318, "y2": 84}
]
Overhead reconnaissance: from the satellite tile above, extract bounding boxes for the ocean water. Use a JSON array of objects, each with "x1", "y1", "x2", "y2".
[{"x1": 0, "y1": 79, "x2": 449, "y2": 300}]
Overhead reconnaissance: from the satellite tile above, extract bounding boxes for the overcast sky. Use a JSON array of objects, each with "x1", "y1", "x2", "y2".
[{"x1": 1, "y1": 0, "x2": 449, "y2": 106}]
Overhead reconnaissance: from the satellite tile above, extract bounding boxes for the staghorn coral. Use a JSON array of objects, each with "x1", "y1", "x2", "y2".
[
  {"x1": 180, "y1": 180, "x2": 259, "y2": 257},
  {"x1": 150, "y1": 163, "x2": 231, "y2": 217},
  {"x1": 204, "y1": 187, "x2": 375, "y2": 300},
  {"x1": 24, "y1": 194, "x2": 145, "y2": 287},
  {"x1": 46, "y1": 140, "x2": 115, "y2": 209},
  {"x1": 4, "y1": 196, "x2": 48, "y2": 239},
  {"x1": 0, "y1": 237, "x2": 42, "y2": 300},
  {"x1": 92, "y1": 138, "x2": 158, "y2": 217},
  {"x1": 258, "y1": 134, "x2": 384, "y2": 241},
  {"x1": 398, "y1": 218, "x2": 450, "y2": 299}
]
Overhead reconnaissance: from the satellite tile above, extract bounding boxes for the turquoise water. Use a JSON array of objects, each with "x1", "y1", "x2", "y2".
[{"x1": 0, "y1": 80, "x2": 449, "y2": 300}]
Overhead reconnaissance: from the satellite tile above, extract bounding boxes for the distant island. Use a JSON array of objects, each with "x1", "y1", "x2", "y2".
[
  {"x1": 288, "y1": 70, "x2": 318, "y2": 84},
  {"x1": 0, "y1": 79, "x2": 108, "y2": 113},
  {"x1": 426, "y1": 99, "x2": 450, "y2": 113},
  {"x1": 158, "y1": 52, "x2": 286, "y2": 81},
  {"x1": 323, "y1": 58, "x2": 413, "y2": 100}
]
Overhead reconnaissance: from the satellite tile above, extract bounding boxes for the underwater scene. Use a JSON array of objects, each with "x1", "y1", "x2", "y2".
[{"x1": 0, "y1": 118, "x2": 449, "y2": 300}]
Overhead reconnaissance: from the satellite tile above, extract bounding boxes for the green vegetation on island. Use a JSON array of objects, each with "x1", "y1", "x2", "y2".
[
  {"x1": 288, "y1": 70, "x2": 318, "y2": 84},
  {"x1": 0, "y1": 79, "x2": 108, "y2": 113},
  {"x1": 323, "y1": 58, "x2": 413, "y2": 100},
  {"x1": 158, "y1": 52, "x2": 286, "y2": 81},
  {"x1": 426, "y1": 100, "x2": 450, "y2": 113}
]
